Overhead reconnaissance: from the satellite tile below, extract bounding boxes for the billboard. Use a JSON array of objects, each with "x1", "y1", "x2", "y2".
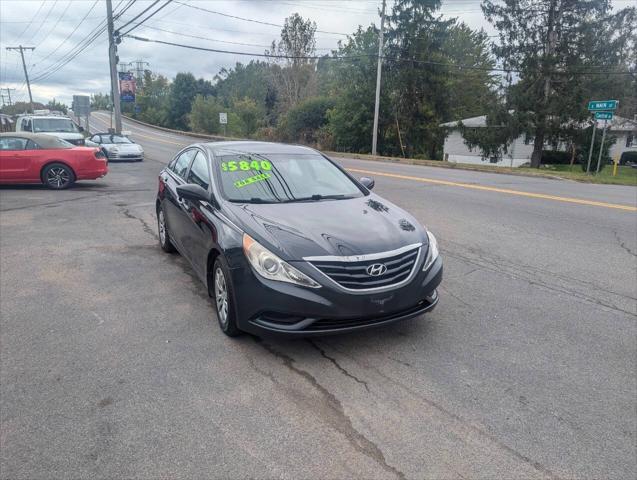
[{"x1": 119, "y1": 72, "x2": 136, "y2": 102}]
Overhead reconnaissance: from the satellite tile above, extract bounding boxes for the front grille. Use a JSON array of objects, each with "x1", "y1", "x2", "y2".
[{"x1": 308, "y1": 244, "x2": 421, "y2": 290}]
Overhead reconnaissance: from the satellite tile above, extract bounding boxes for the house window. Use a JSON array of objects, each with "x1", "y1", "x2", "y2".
[{"x1": 626, "y1": 133, "x2": 635, "y2": 148}]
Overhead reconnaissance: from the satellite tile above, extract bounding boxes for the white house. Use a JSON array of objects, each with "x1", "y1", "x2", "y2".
[{"x1": 441, "y1": 114, "x2": 637, "y2": 167}]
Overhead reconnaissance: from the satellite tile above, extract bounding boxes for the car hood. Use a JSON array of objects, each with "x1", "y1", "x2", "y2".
[
  {"x1": 41, "y1": 132, "x2": 84, "y2": 140},
  {"x1": 224, "y1": 194, "x2": 428, "y2": 261}
]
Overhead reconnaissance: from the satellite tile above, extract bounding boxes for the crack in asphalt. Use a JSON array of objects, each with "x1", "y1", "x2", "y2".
[
  {"x1": 307, "y1": 339, "x2": 370, "y2": 392},
  {"x1": 327, "y1": 345, "x2": 558, "y2": 480},
  {"x1": 612, "y1": 229, "x2": 637, "y2": 257},
  {"x1": 444, "y1": 250, "x2": 637, "y2": 317},
  {"x1": 253, "y1": 338, "x2": 406, "y2": 480},
  {"x1": 119, "y1": 207, "x2": 158, "y2": 241}
]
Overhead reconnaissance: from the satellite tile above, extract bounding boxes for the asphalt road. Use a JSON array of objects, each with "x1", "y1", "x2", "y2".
[{"x1": 1, "y1": 111, "x2": 635, "y2": 479}]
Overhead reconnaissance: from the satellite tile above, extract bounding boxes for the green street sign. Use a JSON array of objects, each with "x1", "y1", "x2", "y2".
[
  {"x1": 594, "y1": 111, "x2": 613, "y2": 120},
  {"x1": 588, "y1": 100, "x2": 618, "y2": 111}
]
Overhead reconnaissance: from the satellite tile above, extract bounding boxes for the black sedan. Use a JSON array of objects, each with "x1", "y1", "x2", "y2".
[{"x1": 156, "y1": 141, "x2": 442, "y2": 336}]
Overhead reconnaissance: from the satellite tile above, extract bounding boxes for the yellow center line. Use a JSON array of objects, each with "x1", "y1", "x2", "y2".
[{"x1": 347, "y1": 167, "x2": 637, "y2": 212}]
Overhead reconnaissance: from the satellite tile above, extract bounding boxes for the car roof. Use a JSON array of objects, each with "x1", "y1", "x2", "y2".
[
  {"x1": 203, "y1": 141, "x2": 319, "y2": 157},
  {"x1": 0, "y1": 132, "x2": 74, "y2": 148},
  {"x1": 16, "y1": 115, "x2": 71, "y2": 120}
]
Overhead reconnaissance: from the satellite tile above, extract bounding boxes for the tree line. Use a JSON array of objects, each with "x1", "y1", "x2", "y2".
[{"x1": 100, "y1": 0, "x2": 634, "y2": 165}]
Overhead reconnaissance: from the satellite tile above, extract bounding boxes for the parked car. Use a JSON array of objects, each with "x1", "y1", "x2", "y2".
[
  {"x1": 15, "y1": 113, "x2": 86, "y2": 146},
  {"x1": 156, "y1": 141, "x2": 442, "y2": 337},
  {"x1": 0, "y1": 133, "x2": 108, "y2": 189},
  {"x1": 88, "y1": 133, "x2": 144, "y2": 161}
]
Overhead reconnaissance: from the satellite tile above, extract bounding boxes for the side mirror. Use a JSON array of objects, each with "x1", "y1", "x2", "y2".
[
  {"x1": 176, "y1": 184, "x2": 213, "y2": 204},
  {"x1": 359, "y1": 176, "x2": 375, "y2": 190},
  {"x1": 78, "y1": 126, "x2": 84, "y2": 132}
]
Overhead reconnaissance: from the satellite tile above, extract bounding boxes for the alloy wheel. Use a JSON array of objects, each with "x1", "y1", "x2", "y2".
[
  {"x1": 46, "y1": 167, "x2": 70, "y2": 188},
  {"x1": 214, "y1": 267, "x2": 229, "y2": 327},
  {"x1": 158, "y1": 209, "x2": 166, "y2": 245}
]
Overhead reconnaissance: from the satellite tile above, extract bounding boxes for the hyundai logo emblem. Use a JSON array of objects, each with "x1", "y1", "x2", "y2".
[{"x1": 366, "y1": 263, "x2": 387, "y2": 276}]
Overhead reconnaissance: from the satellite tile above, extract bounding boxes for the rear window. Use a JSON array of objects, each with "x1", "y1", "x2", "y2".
[{"x1": 35, "y1": 137, "x2": 74, "y2": 149}]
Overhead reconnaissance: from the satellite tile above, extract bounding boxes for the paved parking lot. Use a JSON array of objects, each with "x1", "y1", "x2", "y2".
[{"x1": 1, "y1": 114, "x2": 636, "y2": 479}]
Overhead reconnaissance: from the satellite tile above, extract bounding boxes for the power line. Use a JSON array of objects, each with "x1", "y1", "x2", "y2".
[
  {"x1": 34, "y1": 1, "x2": 72, "y2": 48},
  {"x1": 123, "y1": 34, "x2": 636, "y2": 76},
  {"x1": 172, "y1": 0, "x2": 349, "y2": 36},
  {"x1": 25, "y1": 0, "x2": 58, "y2": 44},
  {"x1": 118, "y1": 0, "x2": 173, "y2": 37},
  {"x1": 132, "y1": 23, "x2": 336, "y2": 50},
  {"x1": 13, "y1": 2, "x2": 46, "y2": 45},
  {"x1": 116, "y1": 0, "x2": 161, "y2": 33}
]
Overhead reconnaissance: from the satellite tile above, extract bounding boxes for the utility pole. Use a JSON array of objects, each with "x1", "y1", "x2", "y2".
[
  {"x1": 1, "y1": 87, "x2": 16, "y2": 106},
  {"x1": 371, "y1": 0, "x2": 386, "y2": 156},
  {"x1": 106, "y1": 0, "x2": 122, "y2": 134},
  {"x1": 6, "y1": 46, "x2": 35, "y2": 113}
]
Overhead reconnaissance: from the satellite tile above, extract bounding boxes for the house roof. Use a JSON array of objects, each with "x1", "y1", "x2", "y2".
[{"x1": 441, "y1": 114, "x2": 637, "y2": 131}]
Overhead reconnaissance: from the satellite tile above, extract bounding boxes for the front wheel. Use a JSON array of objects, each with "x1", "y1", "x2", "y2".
[
  {"x1": 211, "y1": 257, "x2": 241, "y2": 337},
  {"x1": 42, "y1": 163, "x2": 75, "y2": 189},
  {"x1": 157, "y1": 204, "x2": 176, "y2": 253}
]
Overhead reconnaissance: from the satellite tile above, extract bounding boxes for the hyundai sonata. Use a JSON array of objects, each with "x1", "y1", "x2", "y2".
[{"x1": 156, "y1": 141, "x2": 442, "y2": 336}]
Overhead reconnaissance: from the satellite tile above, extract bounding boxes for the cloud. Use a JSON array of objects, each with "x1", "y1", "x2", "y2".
[{"x1": 1, "y1": 0, "x2": 496, "y2": 105}]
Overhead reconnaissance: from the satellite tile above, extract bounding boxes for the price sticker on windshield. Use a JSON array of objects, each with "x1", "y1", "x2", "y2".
[
  {"x1": 222, "y1": 160, "x2": 272, "y2": 172},
  {"x1": 234, "y1": 173, "x2": 271, "y2": 189}
]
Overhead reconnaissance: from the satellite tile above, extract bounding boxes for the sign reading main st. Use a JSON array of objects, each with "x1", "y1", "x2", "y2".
[{"x1": 587, "y1": 100, "x2": 618, "y2": 111}]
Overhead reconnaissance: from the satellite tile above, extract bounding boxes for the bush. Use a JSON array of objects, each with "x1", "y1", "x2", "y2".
[{"x1": 281, "y1": 96, "x2": 336, "y2": 144}]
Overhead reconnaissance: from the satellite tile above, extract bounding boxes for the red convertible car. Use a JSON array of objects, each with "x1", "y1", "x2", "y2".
[{"x1": 0, "y1": 132, "x2": 108, "y2": 189}]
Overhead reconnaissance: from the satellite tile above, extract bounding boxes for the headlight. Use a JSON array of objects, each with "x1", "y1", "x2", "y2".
[
  {"x1": 422, "y1": 230, "x2": 439, "y2": 271},
  {"x1": 243, "y1": 234, "x2": 320, "y2": 288},
  {"x1": 111, "y1": 147, "x2": 119, "y2": 152}
]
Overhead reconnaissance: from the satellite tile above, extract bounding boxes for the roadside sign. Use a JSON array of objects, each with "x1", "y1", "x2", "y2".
[
  {"x1": 594, "y1": 111, "x2": 613, "y2": 120},
  {"x1": 219, "y1": 112, "x2": 228, "y2": 125},
  {"x1": 587, "y1": 100, "x2": 618, "y2": 111},
  {"x1": 72, "y1": 95, "x2": 90, "y2": 116}
]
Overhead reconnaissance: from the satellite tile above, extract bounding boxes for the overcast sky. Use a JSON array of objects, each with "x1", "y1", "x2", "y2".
[{"x1": 0, "y1": 0, "x2": 632, "y2": 106}]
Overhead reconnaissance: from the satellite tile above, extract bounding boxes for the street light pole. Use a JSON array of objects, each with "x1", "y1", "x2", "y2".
[
  {"x1": 106, "y1": 0, "x2": 122, "y2": 134},
  {"x1": 371, "y1": 0, "x2": 386, "y2": 156},
  {"x1": 6, "y1": 46, "x2": 35, "y2": 113}
]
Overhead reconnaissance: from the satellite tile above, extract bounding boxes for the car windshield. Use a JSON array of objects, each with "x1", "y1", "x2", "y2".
[
  {"x1": 32, "y1": 118, "x2": 78, "y2": 133},
  {"x1": 215, "y1": 152, "x2": 363, "y2": 203},
  {"x1": 102, "y1": 135, "x2": 132, "y2": 144}
]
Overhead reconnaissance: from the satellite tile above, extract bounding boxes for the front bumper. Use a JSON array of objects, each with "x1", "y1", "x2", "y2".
[
  {"x1": 230, "y1": 255, "x2": 443, "y2": 336},
  {"x1": 107, "y1": 151, "x2": 143, "y2": 161}
]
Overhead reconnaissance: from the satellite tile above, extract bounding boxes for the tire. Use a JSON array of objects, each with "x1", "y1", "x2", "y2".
[
  {"x1": 157, "y1": 204, "x2": 176, "y2": 253},
  {"x1": 42, "y1": 163, "x2": 75, "y2": 189},
  {"x1": 210, "y1": 256, "x2": 241, "y2": 337}
]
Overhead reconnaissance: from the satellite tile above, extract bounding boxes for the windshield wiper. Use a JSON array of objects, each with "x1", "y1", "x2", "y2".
[
  {"x1": 281, "y1": 194, "x2": 353, "y2": 203},
  {"x1": 228, "y1": 197, "x2": 274, "y2": 204}
]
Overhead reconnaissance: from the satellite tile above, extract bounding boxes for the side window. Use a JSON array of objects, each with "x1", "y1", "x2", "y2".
[
  {"x1": 21, "y1": 119, "x2": 32, "y2": 132},
  {"x1": 91, "y1": 135, "x2": 101, "y2": 143},
  {"x1": 186, "y1": 151, "x2": 211, "y2": 190},
  {"x1": 25, "y1": 139, "x2": 40, "y2": 150},
  {"x1": 0, "y1": 137, "x2": 28, "y2": 150},
  {"x1": 171, "y1": 149, "x2": 195, "y2": 179}
]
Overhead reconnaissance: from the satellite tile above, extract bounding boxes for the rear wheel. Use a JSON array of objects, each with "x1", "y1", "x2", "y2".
[
  {"x1": 211, "y1": 257, "x2": 241, "y2": 337},
  {"x1": 42, "y1": 163, "x2": 75, "y2": 189},
  {"x1": 157, "y1": 204, "x2": 176, "y2": 253}
]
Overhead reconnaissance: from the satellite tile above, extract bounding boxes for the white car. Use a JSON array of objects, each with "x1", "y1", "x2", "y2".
[
  {"x1": 16, "y1": 114, "x2": 86, "y2": 146},
  {"x1": 88, "y1": 133, "x2": 144, "y2": 161}
]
